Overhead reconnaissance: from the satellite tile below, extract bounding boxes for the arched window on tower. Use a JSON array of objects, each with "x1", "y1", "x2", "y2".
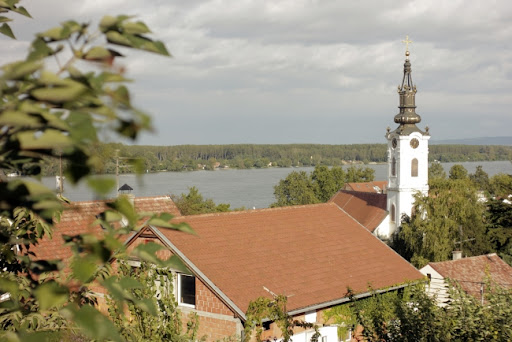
[
  {"x1": 411, "y1": 158, "x2": 418, "y2": 177},
  {"x1": 392, "y1": 157, "x2": 396, "y2": 176},
  {"x1": 391, "y1": 204, "x2": 396, "y2": 223}
]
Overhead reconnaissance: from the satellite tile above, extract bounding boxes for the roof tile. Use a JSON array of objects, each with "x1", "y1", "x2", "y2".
[{"x1": 160, "y1": 203, "x2": 422, "y2": 313}]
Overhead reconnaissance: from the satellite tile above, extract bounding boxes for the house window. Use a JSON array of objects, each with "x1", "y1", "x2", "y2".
[
  {"x1": 411, "y1": 158, "x2": 418, "y2": 177},
  {"x1": 178, "y1": 273, "x2": 196, "y2": 307},
  {"x1": 391, "y1": 204, "x2": 396, "y2": 223},
  {"x1": 391, "y1": 157, "x2": 396, "y2": 176}
]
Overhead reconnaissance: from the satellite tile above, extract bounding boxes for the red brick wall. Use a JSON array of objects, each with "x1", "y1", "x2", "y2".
[
  {"x1": 193, "y1": 314, "x2": 239, "y2": 341},
  {"x1": 195, "y1": 278, "x2": 233, "y2": 316}
]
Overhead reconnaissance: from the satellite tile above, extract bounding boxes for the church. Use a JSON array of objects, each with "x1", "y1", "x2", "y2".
[{"x1": 332, "y1": 38, "x2": 430, "y2": 240}]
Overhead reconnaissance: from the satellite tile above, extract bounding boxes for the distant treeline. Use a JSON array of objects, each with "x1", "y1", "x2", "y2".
[{"x1": 41, "y1": 143, "x2": 512, "y2": 175}]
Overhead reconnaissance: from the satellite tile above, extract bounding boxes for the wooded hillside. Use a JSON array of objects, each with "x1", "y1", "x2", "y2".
[{"x1": 40, "y1": 143, "x2": 512, "y2": 175}]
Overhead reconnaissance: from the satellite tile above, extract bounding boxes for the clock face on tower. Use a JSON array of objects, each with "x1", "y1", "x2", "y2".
[
  {"x1": 410, "y1": 138, "x2": 419, "y2": 149},
  {"x1": 392, "y1": 138, "x2": 397, "y2": 149}
]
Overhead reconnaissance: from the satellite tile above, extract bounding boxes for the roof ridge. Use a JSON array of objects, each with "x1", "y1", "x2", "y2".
[{"x1": 174, "y1": 202, "x2": 335, "y2": 219}]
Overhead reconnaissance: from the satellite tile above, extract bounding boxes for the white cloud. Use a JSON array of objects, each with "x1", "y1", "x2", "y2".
[{"x1": 1, "y1": 0, "x2": 512, "y2": 144}]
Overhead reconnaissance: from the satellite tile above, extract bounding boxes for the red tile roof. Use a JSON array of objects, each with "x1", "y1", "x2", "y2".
[
  {"x1": 344, "y1": 181, "x2": 388, "y2": 193},
  {"x1": 155, "y1": 203, "x2": 422, "y2": 314},
  {"x1": 31, "y1": 196, "x2": 181, "y2": 262},
  {"x1": 329, "y1": 190, "x2": 388, "y2": 232},
  {"x1": 428, "y1": 254, "x2": 512, "y2": 297}
]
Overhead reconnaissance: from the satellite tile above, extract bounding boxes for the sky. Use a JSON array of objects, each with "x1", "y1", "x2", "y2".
[{"x1": 3, "y1": 0, "x2": 512, "y2": 145}]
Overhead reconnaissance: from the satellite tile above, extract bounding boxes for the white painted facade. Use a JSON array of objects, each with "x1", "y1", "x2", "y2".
[
  {"x1": 386, "y1": 131, "x2": 430, "y2": 235},
  {"x1": 373, "y1": 213, "x2": 391, "y2": 239},
  {"x1": 419, "y1": 264, "x2": 449, "y2": 306}
]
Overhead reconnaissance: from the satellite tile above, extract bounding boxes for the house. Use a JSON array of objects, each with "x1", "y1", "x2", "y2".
[
  {"x1": 419, "y1": 253, "x2": 512, "y2": 305},
  {"x1": 29, "y1": 196, "x2": 423, "y2": 341},
  {"x1": 123, "y1": 202, "x2": 424, "y2": 341},
  {"x1": 31, "y1": 195, "x2": 181, "y2": 271}
]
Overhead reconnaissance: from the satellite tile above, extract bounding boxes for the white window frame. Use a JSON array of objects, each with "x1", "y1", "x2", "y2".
[{"x1": 177, "y1": 273, "x2": 196, "y2": 308}]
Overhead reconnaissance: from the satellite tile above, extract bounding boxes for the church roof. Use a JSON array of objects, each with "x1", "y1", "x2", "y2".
[
  {"x1": 389, "y1": 37, "x2": 427, "y2": 137},
  {"x1": 329, "y1": 190, "x2": 388, "y2": 232},
  {"x1": 344, "y1": 181, "x2": 387, "y2": 193},
  {"x1": 153, "y1": 203, "x2": 422, "y2": 314}
]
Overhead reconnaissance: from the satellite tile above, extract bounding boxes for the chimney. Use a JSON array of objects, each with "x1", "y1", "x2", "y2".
[{"x1": 452, "y1": 250, "x2": 462, "y2": 260}]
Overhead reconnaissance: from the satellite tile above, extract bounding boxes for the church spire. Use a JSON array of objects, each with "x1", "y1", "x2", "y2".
[{"x1": 393, "y1": 35, "x2": 422, "y2": 133}]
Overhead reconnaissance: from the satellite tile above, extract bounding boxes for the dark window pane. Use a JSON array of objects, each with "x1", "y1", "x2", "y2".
[{"x1": 180, "y1": 274, "x2": 195, "y2": 306}]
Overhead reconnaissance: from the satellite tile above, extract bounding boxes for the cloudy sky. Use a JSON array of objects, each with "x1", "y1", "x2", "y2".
[{"x1": 3, "y1": 0, "x2": 512, "y2": 145}]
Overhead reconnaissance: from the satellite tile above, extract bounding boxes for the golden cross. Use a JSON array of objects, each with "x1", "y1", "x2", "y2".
[{"x1": 402, "y1": 35, "x2": 412, "y2": 55}]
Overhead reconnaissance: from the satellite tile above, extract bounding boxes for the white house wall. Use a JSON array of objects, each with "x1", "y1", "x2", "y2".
[{"x1": 419, "y1": 265, "x2": 449, "y2": 306}]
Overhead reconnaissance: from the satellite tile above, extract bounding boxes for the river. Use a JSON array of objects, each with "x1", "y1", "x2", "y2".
[{"x1": 41, "y1": 161, "x2": 512, "y2": 209}]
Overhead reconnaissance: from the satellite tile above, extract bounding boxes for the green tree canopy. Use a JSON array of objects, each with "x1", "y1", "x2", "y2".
[
  {"x1": 448, "y1": 164, "x2": 469, "y2": 180},
  {"x1": 489, "y1": 173, "x2": 512, "y2": 198},
  {"x1": 469, "y1": 165, "x2": 490, "y2": 191},
  {"x1": 271, "y1": 165, "x2": 375, "y2": 207},
  {"x1": 171, "y1": 186, "x2": 234, "y2": 215},
  {"x1": 394, "y1": 177, "x2": 490, "y2": 268},
  {"x1": 428, "y1": 162, "x2": 446, "y2": 181}
]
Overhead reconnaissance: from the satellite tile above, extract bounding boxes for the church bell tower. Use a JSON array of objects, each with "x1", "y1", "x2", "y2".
[{"x1": 386, "y1": 36, "x2": 430, "y2": 236}]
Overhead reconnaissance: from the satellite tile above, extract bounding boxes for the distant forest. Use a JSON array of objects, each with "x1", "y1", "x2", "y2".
[{"x1": 41, "y1": 143, "x2": 512, "y2": 175}]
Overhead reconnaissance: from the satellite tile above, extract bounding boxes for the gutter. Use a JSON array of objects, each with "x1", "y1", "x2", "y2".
[
  {"x1": 148, "y1": 225, "x2": 247, "y2": 321},
  {"x1": 287, "y1": 282, "x2": 420, "y2": 316}
]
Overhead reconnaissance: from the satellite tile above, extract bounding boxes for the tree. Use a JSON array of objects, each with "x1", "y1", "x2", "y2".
[
  {"x1": 486, "y1": 198, "x2": 512, "y2": 265},
  {"x1": 394, "y1": 178, "x2": 490, "y2": 268},
  {"x1": 272, "y1": 165, "x2": 375, "y2": 207},
  {"x1": 345, "y1": 165, "x2": 375, "y2": 183},
  {"x1": 311, "y1": 165, "x2": 345, "y2": 202},
  {"x1": 271, "y1": 171, "x2": 319, "y2": 207},
  {"x1": 171, "y1": 186, "x2": 233, "y2": 215},
  {"x1": 469, "y1": 165, "x2": 490, "y2": 192},
  {"x1": 0, "y1": 3, "x2": 191, "y2": 340},
  {"x1": 489, "y1": 173, "x2": 512, "y2": 198},
  {"x1": 324, "y1": 281, "x2": 512, "y2": 342},
  {"x1": 428, "y1": 162, "x2": 446, "y2": 181},
  {"x1": 448, "y1": 164, "x2": 469, "y2": 180}
]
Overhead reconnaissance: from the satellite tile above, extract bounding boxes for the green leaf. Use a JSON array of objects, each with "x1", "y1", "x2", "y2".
[
  {"x1": 67, "y1": 111, "x2": 97, "y2": 142},
  {"x1": 0, "y1": 22, "x2": 14, "y2": 38},
  {"x1": 0, "y1": 110, "x2": 40, "y2": 127},
  {"x1": 2, "y1": 60, "x2": 42, "y2": 79},
  {"x1": 0, "y1": 276, "x2": 19, "y2": 297},
  {"x1": 135, "y1": 297, "x2": 157, "y2": 316},
  {"x1": 0, "y1": 15, "x2": 12, "y2": 23},
  {"x1": 71, "y1": 305, "x2": 123, "y2": 342},
  {"x1": 108, "y1": 195, "x2": 137, "y2": 226},
  {"x1": 17, "y1": 129, "x2": 73, "y2": 150},
  {"x1": 106, "y1": 30, "x2": 132, "y2": 47},
  {"x1": 84, "y1": 46, "x2": 111, "y2": 61},
  {"x1": 34, "y1": 281, "x2": 69, "y2": 310},
  {"x1": 27, "y1": 38, "x2": 55, "y2": 61},
  {"x1": 121, "y1": 20, "x2": 151, "y2": 34},
  {"x1": 99, "y1": 15, "x2": 119, "y2": 32},
  {"x1": 71, "y1": 257, "x2": 97, "y2": 283},
  {"x1": 12, "y1": 5, "x2": 30, "y2": 18},
  {"x1": 86, "y1": 177, "x2": 116, "y2": 196},
  {"x1": 31, "y1": 80, "x2": 86, "y2": 103}
]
